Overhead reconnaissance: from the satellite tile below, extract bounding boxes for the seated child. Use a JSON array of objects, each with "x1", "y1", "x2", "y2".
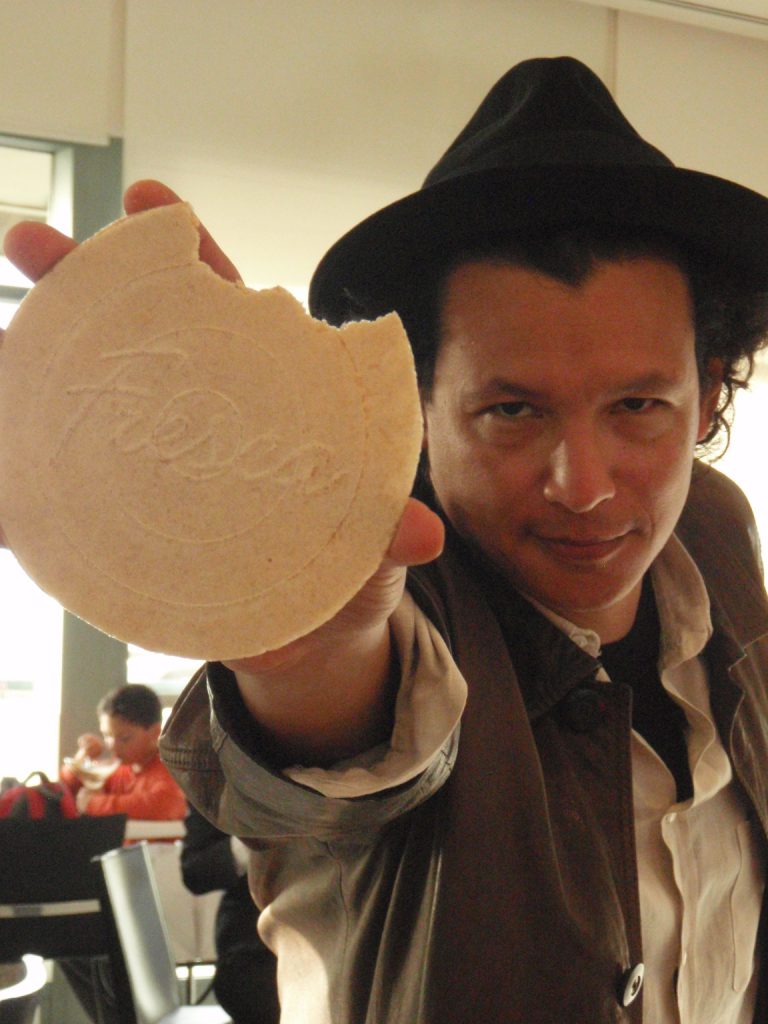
[
  {"x1": 58, "y1": 684, "x2": 187, "y2": 1024},
  {"x1": 61, "y1": 683, "x2": 187, "y2": 821}
]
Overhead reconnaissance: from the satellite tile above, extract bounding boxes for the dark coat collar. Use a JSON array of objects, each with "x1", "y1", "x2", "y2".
[
  {"x1": 410, "y1": 529, "x2": 601, "y2": 723},
  {"x1": 677, "y1": 462, "x2": 768, "y2": 655},
  {"x1": 410, "y1": 463, "x2": 768, "y2": 725}
]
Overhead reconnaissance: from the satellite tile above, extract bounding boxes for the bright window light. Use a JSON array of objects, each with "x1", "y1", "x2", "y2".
[
  {"x1": 0, "y1": 140, "x2": 71, "y2": 783},
  {"x1": 0, "y1": 140, "x2": 72, "y2": 289},
  {"x1": 706, "y1": 351, "x2": 768, "y2": 568},
  {"x1": 0, "y1": 146, "x2": 52, "y2": 210},
  {"x1": 0, "y1": 550, "x2": 63, "y2": 781},
  {"x1": 0, "y1": 144, "x2": 56, "y2": 290},
  {"x1": 127, "y1": 645, "x2": 202, "y2": 702},
  {"x1": 0, "y1": 298, "x2": 20, "y2": 328}
]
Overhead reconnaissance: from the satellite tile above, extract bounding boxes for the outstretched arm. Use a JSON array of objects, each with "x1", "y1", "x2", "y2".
[
  {"x1": 2, "y1": 182, "x2": 445, "y2": 767},
  {"x1": 227, "y1": 496, "x2": 444, "y2": 767}
]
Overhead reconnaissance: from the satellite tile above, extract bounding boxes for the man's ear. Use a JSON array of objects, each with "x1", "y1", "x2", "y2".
[
  {"x1": 148, "y1": 721, "x2": 162, "y2": 742},
  {"x1": 697, "y1": 358, "x2": 724, "y2": 442}
]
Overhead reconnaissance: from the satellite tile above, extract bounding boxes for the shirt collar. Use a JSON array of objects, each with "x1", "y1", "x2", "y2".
[{"x1": 527, "y1": 533, "x2": 712, "y2": 684}]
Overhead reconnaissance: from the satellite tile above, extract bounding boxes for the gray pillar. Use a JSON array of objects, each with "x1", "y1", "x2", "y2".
[
  {"x1": 58, "y1": 136, "x2": 127, "y2": 758},
  {"x1": 71, "y1": 137, "x2": 124, "y2": 242},
  {"x1": 59, "y1": 612, "x2": 127, "y2": 760}
]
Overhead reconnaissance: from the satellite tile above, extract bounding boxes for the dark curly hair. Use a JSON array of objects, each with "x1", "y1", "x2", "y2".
[
  {"x1": 388, "y1": 225, "x2": 768, "y2": 455},
  {"x1": 97, "y1": 683, "x2": 162, "y2": 728}
]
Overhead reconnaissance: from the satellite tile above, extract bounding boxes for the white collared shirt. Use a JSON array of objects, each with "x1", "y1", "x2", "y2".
[
  {"x1": 262, "y1": 536, "x2": 765, "y2": 1023},
  {"x1": 535, "y1": 537, "x2": 765, "y2": 1023},
  {"x1": 637, "y1": 538, "x2": 764, "y2": 1023}
]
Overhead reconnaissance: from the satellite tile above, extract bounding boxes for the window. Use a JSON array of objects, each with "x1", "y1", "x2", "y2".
[
  {"x1": 0, "y1": 136, "x2": 123, "y2": 781},
  {"x1": 706, "y1": 353, "x2": 768, "y2": 557},
  {"x1": 0, "y1": 139, "x2": 72, "y2": 780},
  {"x1": 0, "y1": 140, "x2": 72, "y2": 327},
  {"x1": 0, "y1": 551, "x2": 64, "y2": 780},
  {"x1": 127, "y1": 646, "x2": 201, "y2": 710}
]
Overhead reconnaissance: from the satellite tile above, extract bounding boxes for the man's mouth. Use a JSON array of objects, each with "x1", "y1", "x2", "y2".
[{"x1": 534, "y1": 531, "x2": 632, "y2": 563}]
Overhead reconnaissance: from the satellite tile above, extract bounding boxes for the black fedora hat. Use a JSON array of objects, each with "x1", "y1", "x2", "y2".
[{"x1": 309, "y1": 56, "x2": 768, "y2": 325}]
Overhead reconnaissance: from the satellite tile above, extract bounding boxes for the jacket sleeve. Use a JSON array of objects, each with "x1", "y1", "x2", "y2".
[{"x1": 161, "y1": 591, "x2": 466, "y2": 844}]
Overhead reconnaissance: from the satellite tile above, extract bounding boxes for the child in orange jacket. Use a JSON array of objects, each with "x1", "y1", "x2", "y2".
[{"x1": 61, "y1": 683, "x2": 187, "y2": 820}]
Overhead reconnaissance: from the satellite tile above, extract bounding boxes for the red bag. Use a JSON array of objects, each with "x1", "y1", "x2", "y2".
[{"x1": 0, "y1": 771, "x2": 79, "y2": 819}]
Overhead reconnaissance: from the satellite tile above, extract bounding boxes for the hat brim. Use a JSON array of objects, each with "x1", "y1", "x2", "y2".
[{"x1": 309, "y1": 165, "x2": 768, "y2": 325}]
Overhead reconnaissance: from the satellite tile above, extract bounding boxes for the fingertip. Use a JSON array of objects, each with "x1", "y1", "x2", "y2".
[
  {"x1": 389, "y1": 498, "x2": 445, "y2": 566},
  {"x1": 123, "y1": 179, "x2": 183, "y2": 215},
  {"x1": 199, "y1": 233, "x2": 242, "y2": 284},
  {"x1": 4, "y1": 221, "x2": 77, "y2": 280},
  {"x1": 122, "y1": 180, "x2": 242, "y2": 284},
  {"x1": 3, "y1": 220, "x2": 41, "y2": 261}
]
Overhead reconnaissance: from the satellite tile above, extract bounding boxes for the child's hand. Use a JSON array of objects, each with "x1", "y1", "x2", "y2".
[{"x1": 75, "y1": 732, "x2": 104, "y2": 762}]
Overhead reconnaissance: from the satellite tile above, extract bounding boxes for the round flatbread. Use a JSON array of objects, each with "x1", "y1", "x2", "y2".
[{"x1": 0, "y1": 203, "x2": 422, "y2": 659}]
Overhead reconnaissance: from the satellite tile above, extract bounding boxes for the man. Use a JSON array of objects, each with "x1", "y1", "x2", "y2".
[{"x1": 5, "y1": 57, "x2": 768, "y2": 1023}]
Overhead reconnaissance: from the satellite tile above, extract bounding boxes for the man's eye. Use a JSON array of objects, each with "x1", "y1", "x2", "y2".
[
  {"x1": 489, "y1": 401, "x2": 535, "y2": 419},
  {"x1": 618, "y1": 397, "x2": 660, "y2": 413}
]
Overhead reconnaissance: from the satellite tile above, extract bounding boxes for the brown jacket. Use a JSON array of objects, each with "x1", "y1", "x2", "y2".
[{"x1": 162, "y1": 463, "x2": 768, "y2": 1023}]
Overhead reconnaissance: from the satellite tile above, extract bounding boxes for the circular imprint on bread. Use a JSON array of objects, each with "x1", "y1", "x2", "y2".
[{"x1": 0, "y1": 204, "x2": 422, "y2": 659}]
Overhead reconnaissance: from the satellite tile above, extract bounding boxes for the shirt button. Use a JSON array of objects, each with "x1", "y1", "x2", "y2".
[
  {"x1": 559, "y1": 687, "x2": 604, "y2": 733},
  {"x1": 619, "y1": 963, "x2": 644, "y2": 1007}
]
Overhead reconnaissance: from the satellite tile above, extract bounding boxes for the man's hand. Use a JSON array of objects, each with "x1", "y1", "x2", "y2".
[
  {"x1": 226, "y1": 496, "x2": 444, "y2": 766},
  {"x1": 122, "y1": 180, "x2": 242, "y2": 283},
  {"x1": 3, "y1": 178, "x2": 241, "y2": 285},
  {"x1": 225, "y1": 496, "x2": 444, "y2": 677},
  {"x1": 0, "y1": 182, "x2": 445, "y2": 764}
]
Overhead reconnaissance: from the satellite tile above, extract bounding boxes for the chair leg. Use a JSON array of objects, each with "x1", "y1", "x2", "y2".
[{"x1": 90, "y1": 959, "x2": 106, "y2": 1024}]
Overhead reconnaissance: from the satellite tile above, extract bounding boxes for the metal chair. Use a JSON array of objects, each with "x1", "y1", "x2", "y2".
[
  {"x1": 0, "y1": 955, "x2": 47, "y2": 1024},
  {"x1": 95, "y1": 842, "x2": 231, "y2": 1024},
  {"x1": 0, "y1": 814, "x2": 127, "y2": 961}
]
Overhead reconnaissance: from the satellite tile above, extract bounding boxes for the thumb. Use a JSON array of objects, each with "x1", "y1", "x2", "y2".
[{"x1": 387, "y1": 498, "x2": 445, "y2": 567}]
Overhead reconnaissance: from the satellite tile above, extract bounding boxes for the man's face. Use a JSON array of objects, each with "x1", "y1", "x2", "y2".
[
  {"x1": 422, "y1": 257, "x2": 720, "y2": 642},
  {"x1": 99, "y1": 712, "x2": 159, "y2": 767}
]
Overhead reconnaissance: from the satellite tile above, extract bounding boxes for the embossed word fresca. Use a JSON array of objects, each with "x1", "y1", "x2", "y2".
[{"x1": 0, "y1": 203, "x2": 421, "y2": 660}]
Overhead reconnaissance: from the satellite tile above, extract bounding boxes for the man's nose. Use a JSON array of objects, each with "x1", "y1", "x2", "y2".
[{"x1": 542, "y1": 430, "x2": 616, "y2": 512}]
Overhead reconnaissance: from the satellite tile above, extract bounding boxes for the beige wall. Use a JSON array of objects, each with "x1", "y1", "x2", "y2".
[
  {"x1": 0, "y1": 0, "x2": 766, "y2": 290},
  {"x1": 0, "y1": 0, "x2": 123, "y2": 144},
  {"x1": 616, "y1": 13, "x2": 768, "y2": 198},
  {"x1": 1, "y1": 0, "x2": 768, "y2": 541},
  {"x1": 120, "y1": 0, "x2": 613, "y2": 289}
]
